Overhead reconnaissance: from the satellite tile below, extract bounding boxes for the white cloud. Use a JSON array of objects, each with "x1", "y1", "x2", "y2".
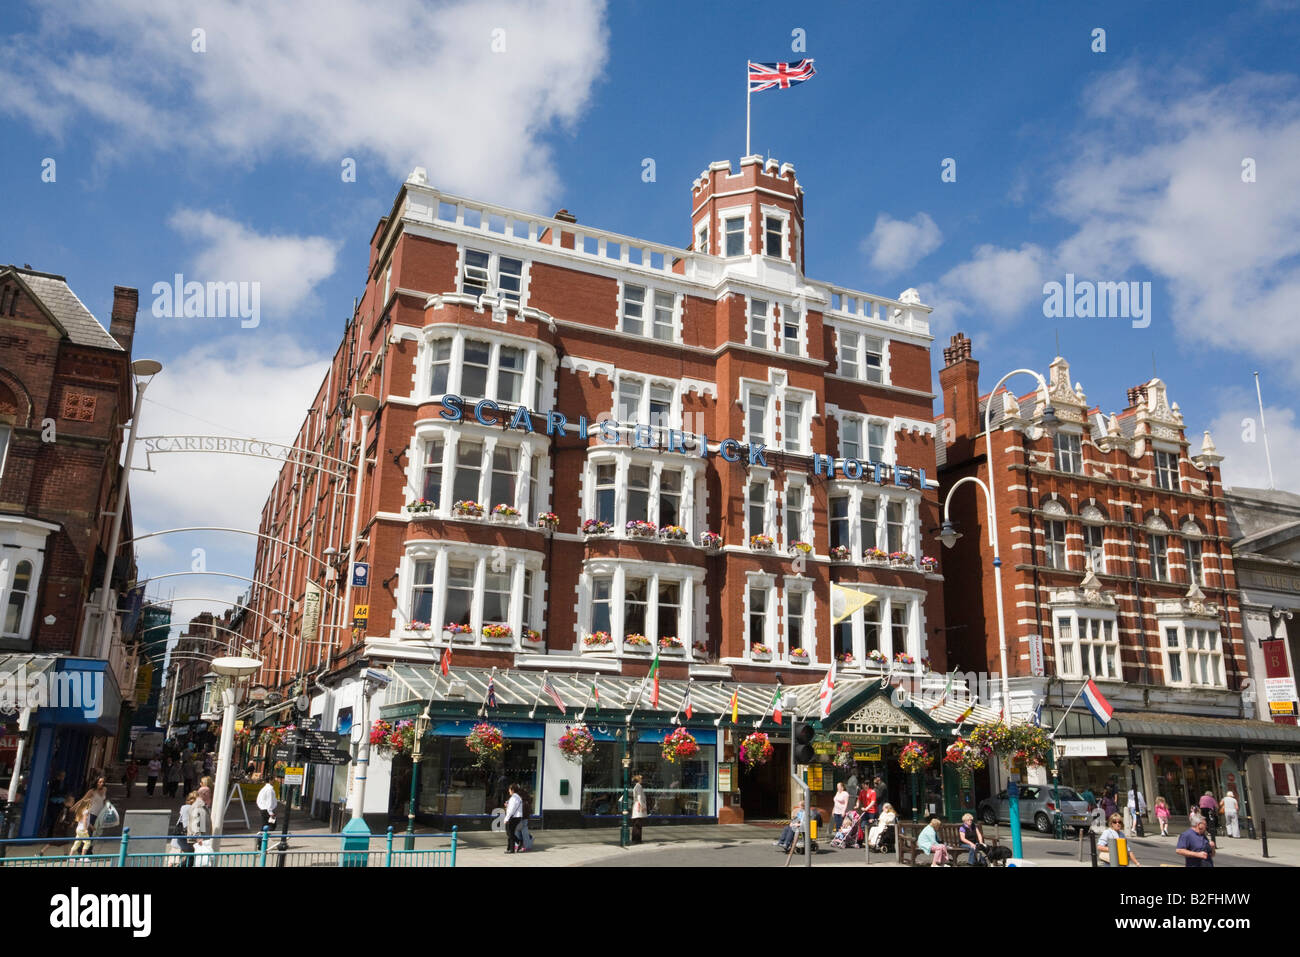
[
  {"x1": 166, "y1": 209, "x2": 341, "y2": 316},
  {"x1": 1206, "y1": 388, "x2": 1300, "y2": 492},
  {"x1": 0, "y1": 0, "x2": 609, "y2": 209},
  {"x1": 861, "y1": 212, "x2": 943, "y2": 275},
  {"x1": 930, "y1": 242, "x2": 1052, "y2": 324}
]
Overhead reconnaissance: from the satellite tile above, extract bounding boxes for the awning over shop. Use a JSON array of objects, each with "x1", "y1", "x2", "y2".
[
  {"x1": 379, "y1": 664, "x2": 1000, "y2": 735},
  {"x1": 1115, "y1": 711, "x2": 1300, "y2": 755}
]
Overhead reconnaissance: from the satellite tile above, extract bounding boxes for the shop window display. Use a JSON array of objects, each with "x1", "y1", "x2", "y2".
[{"x1": 581, "y1": 739, "x2": 715, "y2": 817}]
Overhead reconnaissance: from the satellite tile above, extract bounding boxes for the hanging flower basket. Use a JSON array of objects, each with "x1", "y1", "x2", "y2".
[
  {"x1": 370, "y1": 719, "x2": 415, "y2": 756},
  {"x1": 898, "y1": 740, "x2": 933, "y2": 774},
  {"x1": 969, "y1": 720, "x2": 1015, "y2": 756},
  {"x1": 834, "y1": 740, "x2": 856, "y2": 771},
  {"x1": 1010, "y1": 723, "x2": 1051, "y2": 766},
  {"x1": 739, "y1": 731, "x2": 775, "y2": 767},
  {"x1": 466, "y1": 722, "x2": 506, "y2": 767},
  {"x1": 944, "y1": 737, "x2": 987, "y2": 773},
  {"x1": 661, "y1": 727, "x2": 699, "y2": 764},
  {"x1": 557, "y1": 724, "x2": 596, "y2": 763}
]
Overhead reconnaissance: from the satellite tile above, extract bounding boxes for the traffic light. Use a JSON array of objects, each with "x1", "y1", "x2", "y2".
[{"x1": 793, "y1": 721, "x2": 816, "y2": 765}]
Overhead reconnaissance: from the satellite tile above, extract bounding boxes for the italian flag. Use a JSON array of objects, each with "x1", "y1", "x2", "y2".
[
  {"x1": 592, "y1": 678, "x2": 600, "y2": 713},
  {"x1": 768, "y1": 688, "x2": 784, "y2": 725},
  {"x1": 649, "y1": 647, "x2": 660, "y2": 708}
]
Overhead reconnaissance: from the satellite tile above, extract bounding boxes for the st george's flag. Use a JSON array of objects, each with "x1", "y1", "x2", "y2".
[
  {"x1": 748, "y1": 59, "x2": 817, "y2": 93},
  {"x1": 818, "y1": 658, "x2": 836, "y2": 720}
]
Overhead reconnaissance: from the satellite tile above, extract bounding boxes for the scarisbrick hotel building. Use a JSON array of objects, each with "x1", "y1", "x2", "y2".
[{"x1": 245, "y1": 157, "x2": 974, "y2": 830}]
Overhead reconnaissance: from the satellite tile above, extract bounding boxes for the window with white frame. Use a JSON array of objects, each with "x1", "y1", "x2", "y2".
[
  {"x1": 1084, "y1": 522, "x2": 1106, "y2": 573},
  {"x1": 724, "y1": 215, "x2": 746, "y2": 256},
  {"x1": 1044, "y1": 520, "x2": 1068, "y2": 570},
  {"x1": 886, "y1": 501, "x2": 906, "y2": 554},
  {"x1": 453, "y1": 440, "x2": 483, "y2": 502},
  {"x1": 1154, "y1": 450, "x2": 1179, "y2": 491},
  {"x1": 749, "y1": 299, "x2": 770, "y2": 348},
  {"x1": 625, "y1": 578, "x2": 649, "y2": 635},
  {"x1": 405, "y1": 546, "x2": 543, "y2": 644},
  {"x1": 764, "y1": 215, "x2": 784, "y2": 257},
  {"x1": 2, "y1": 559, "x2": 35, "y2": 639},
  {"x1": 1053, "y1": 613, "x2": 1121, "y2": 680},
  {"x1": 656, "y1": 580, "x2": 682, "y2": 642},
  {"x1": 860, "y1": 498, "x2": 879, "y2": 556},
  {"x1": 781, "y1": 306, "x2": 802, "y2": 356},
  {"x1": 444, "y1": 562, "x2": 475, "y2": 627},
  {"x1": 834, "y1": 591, "x2": 916, "y2": 665},
  {"x1": 867, "y1": 421, "x2": 888, "y2": 463},
  {"x1": 489, "y1": 446, "x2": 519, "y2": 509},
  {"x1": 841, "y1": 416, "x2": 862, "y2": 460},
  {"x1": 584, "y1": 456, "x2": 697, "y2": 536},
  {"x1": 582, "y1": 563, "x2": 698, "y2": 649},
  {"x1": 784, "y1": 584, "x2": 810, "y2": 656},
  {"x1": 626, "y1": 465, "x2": 652, "y2": 522},
  {"x1": 1054, "y1": 432, "x2": 1083, "y2": 473},
  {"x1": 425, "y1": 333, "x2": 550, "y2": 406},
  {"x1": 461, "y1": 248, "x2": 525, "y2": 302},
  {"x1": 594, "y1": 463, "x2": 617, "y2": 524},
  {"x1": 591, "y1": 576, "x2": 613, "y2": 634},
  {"x1": 784, "y1": 482, "x2": 807, "y2": 546},
  {"x1": 1161, "y1": 622, "x2": 1224, "y2": 688},
  {"x1": 621, "y1": 285, "x2": 678, "y2": 342},
  {"x1": 748, "y1": 477, "x2": 770, "y2": 541},
  {"x1": 830, "y1": 494, "x2": 850, "y2": 551},
  {"x1": 420, "y1": 430, "x2": 543, "y2": 517},
  {"x1": 782, "y1": 395, "x2": 809, "y2": 453},
  {"x1": 421, "y1": 439, "x2": 445, "y2": 506},
  {"x1": 659, "y1": 469, "x2": 683, "y2": 527},
  {"x1": 1185, "y1": 537, "x2": 1204, "y2": 586},
  {"x1": 746, "y1": 389, "x2": 771, "y2": 446},
  {"x1": 1150, "y1": 533, "x2": 1170, "y2": 581},
  {"x1": 696, "y1": 224, "x2": 709, "y2": 254},
  {"x1": 747, "y1": 581, "x2": 772, "y2": 652},
  {"x1": 837, "y1": 329, "x2": 860, "y2": 378},
  {"x1": 614, "y1": 376, "x2": 677, "y2": 431}
]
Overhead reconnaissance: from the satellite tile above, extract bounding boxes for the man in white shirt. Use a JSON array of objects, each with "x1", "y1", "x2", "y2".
[
  {"x1": 504, "y1": 784, "x2": 523, "y2": 854},
  {"x1": 256, "y1": 772, "x2": 281, "y2": 846}
]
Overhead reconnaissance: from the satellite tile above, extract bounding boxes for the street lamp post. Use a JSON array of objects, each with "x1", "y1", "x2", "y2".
[
  {"x1": 209, "y1": 655, "x2": 263, "y2": 845},
  {"x1": 92, "y1": 359, "x2": 162, "y2": 660},
  {"x1": 405, "y1": 706, "x2": 431, "y2": 850},
  {"x1": 339, "y1": 393, "x2": 380, "y2": 663},
  {"x1": 620, "y1": 719, "x2": 633, "y2": 848}
]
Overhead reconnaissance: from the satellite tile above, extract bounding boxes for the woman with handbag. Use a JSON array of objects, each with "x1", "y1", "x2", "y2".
[
  {"x1": 176, "y1": 792, "x2": 198, "y2": 866},
  {"x1": 80, "y1": 776, "x2": 108, "y2": 830}
]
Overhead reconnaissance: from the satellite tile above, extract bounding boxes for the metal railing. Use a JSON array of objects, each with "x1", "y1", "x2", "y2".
[{"x1": 0, "y1": 826, "x2": 457, "y2": 868}]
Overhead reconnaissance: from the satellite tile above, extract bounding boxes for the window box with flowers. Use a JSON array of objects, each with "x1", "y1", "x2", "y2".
[
  {"x1": 408, "y1": 620, "x2": 431, "y2": 634},
  {"x1": 750, "y1": 643, "x2": 772, "y2": 662},
  {"x1": 491, "y1": 504, "x2": 520, "y2": 521},
  {"x1": 482, "y1": 624, "x2": 513, "y2": 645},
  {"x1": 837, "y1": 652, "x2": 856, "y2": 667},
  {"x1": 920, "y1": 556, "x2": 938, "y2": 573},
  {"x1": 581, "y1": 631, "x2": 614, "y2": 654},
  {"x1": 660, "y1": 525, "x2": 689, "y2": 542},
  {"x1": 624, "y1": 633, "x2": 652, "y2": 654},
  {"x1": 830, "y1": 545, "x2": 851, "y2": 562},
  {"x1": 750, "y1": 534, "x2": 774, "y2": 551},
  {"x1": 699, "y1": 531, "x2": 723, "y2": 552},
  {"x1": 453, "y1": 500, "x2": 485, "y2": 518},
  {"x1": 537, "y1": 511, "x2": 559, "y2": 532},
  {"x1": 626, "y1": 520, "x2": 658, "y2": 539},
  {"x1": 889, "y1": 551, "x2": 915, "y2": 568},
  {"x1": 522, "y1": 629, "x2": 543, "y2": 648},
  {"x1": 866, "y1": 649, "x2": 888, "y2": 668},
  {"x1": 790, "y1": 541, "x2": 813, "y2": 556},
  {"x1": 864, "y1": 547, "x2": 888, "y2": 565},
  {"x1": 583, "y1": 519, "x2": 612, "y2": 536},
  {"x1": 444, "y1": 622, "x2": 475, "y2": 643},
  {"x1": 789, "y1": 647, "x2": 810, "y2": 665},
  {"x1": 658, "y1": 636, "x2": 685, "y2": 656},
  {"x1": 406, "y1": 498, "x2": 436, "y2": 514},
  {"x1": 894, "y1": 652, "x2": 916, "y2": 668}
]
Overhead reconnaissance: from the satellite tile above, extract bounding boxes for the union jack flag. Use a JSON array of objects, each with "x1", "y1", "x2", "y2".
[
  {"x1": 748, "y1": 59, "x2": 816, "y2": 93},
  {"x1": 540, "y1": 674, "x2": 566, "y2": 714}
]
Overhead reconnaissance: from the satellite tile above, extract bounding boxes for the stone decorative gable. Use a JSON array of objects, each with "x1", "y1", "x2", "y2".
[
  {"x1": 839, "y1": 696, "x2": 930, "y2": 737},
  {"x1": 1050, "y1": 564, "x2": 1116, "y2": 610},
  {"x1": 1044, "y1": 356, "x2": 1089, "y2": 426}
]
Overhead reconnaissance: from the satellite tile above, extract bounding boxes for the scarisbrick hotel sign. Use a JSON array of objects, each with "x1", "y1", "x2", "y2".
[{"x1": 438, "y1": 393, "x2": 929, "y2": 489}]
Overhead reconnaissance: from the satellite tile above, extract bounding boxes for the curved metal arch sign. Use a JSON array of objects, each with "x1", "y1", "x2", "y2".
[{"x1": 139, "y1": 435, "x2": 355, "y2": 474}]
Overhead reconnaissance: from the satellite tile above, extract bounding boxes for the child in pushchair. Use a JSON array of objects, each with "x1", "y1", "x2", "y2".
[{"x1": 830, "y1": 808, "x2": 863, "y2": 848}]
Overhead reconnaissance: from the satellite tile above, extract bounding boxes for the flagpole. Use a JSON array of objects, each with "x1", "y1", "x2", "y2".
[
  {"x1": 478, "y1": 665, "x2": 498, "y2": 717},
  {"x1": 745, "y1": 68, "x2": 750, "y2": 157},
  {"x1": 528, "y1": 670, "x2": 547, "y2": 720},
  {"x1": 1050, "y1": 681, "x2": 1089, "y2": 739}
]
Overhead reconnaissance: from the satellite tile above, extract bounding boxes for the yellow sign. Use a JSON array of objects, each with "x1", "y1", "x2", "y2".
[
  {"x1": 235, "y1": 720, "x2": 244, "y2": 732},
  {"x1": 853, "y1": 746, "x2": 882, "y2": 762},
  {"x1": 353, "y1": 604, "x2": 370, "y2": 621},
  {"x1": 805, "y1": 765, "x2": 825, "y2": 790},
  {"x1": 1269, "y1": 701, "x2": 1296, "y2": 716},
  {"x1": 283, "y1": 766, "x2": 305, "y2": 787}
]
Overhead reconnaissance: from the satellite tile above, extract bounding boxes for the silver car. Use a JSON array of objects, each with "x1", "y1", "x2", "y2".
[{"x1": 977, "y1": 784, "x2": 1090, "y2": 833}]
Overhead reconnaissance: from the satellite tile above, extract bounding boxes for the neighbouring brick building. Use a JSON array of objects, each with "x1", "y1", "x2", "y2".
[
  {"x1": 937, "y1": 332, "x2": 1300, "y2": 829},
  {"x1": 0, "y1": 265, "x2": 143, "y2": 836},
  {"x1": 243, "y1": 156, "x2": 984, "y2": 830}
]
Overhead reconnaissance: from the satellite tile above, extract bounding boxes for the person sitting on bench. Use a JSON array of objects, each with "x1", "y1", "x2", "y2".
[{"x1": 917, "y1": 817, "x2": 951, "y2": 866}]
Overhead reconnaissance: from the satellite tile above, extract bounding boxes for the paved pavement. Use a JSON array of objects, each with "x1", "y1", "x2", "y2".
[{"x1": 29, "y1": 782, "x2": 1300, "y2": 867}]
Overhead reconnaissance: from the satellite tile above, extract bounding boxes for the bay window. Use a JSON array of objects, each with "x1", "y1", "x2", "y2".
[
  {"x1": 425, "y1": 332, "x2": 552, "y2": 407},
  {"x1": 1053, "y1": 613, "x2": 1120, "y2": 680},
  {"x1": 627, "y1": 466, "x2": 652, "y2": 522},
  {"x1": 462, "y1": 341, "x2": 491, "y2": 397},
  {"x1": 411, "y1": 560, "x2": 436, "y2": 626},
  {"x1": 659, "y1": 469, "x2": 682, "y2": 527},
  {"x1": 489, "y1": 446, "x2": 518, "y2": 509},
  {"x1": 430, "y1": 341, "x2": 452, "y2": 395},
  {"x1": 483, "y1": 568, "x2": 512, "y2": 624},
  {"x1": 1161, "y1": 622, "x2": 1225, "y2": 688},
  {"x1": 657, "y1": 581, "x2": 681, "y2": 642},
  {"x1": 445, "y1": 563, "x2": 475, "y2": 627},
  {"x1": 584, "y1": 454, "x2": 700, "y2": 537},
  {"x1": 592, "y1": 577, "x2": 613, "y2": 635},
  {"x1": 595, "y1": 463, "x2": 617, "y2": 524},
  {"x1": 833, "y1": 590, "x2": 919, "y2": 666},
  {"x1": 415, "y1": 427, "x2": 547, "y2": 519},
  {"x1": 496, "y1": 346, "x2": 525, "y2": 403},
  {"x1": 421, "y1": 439, "x2": 445, "y2": 506},
  {"x1": 453, "y1": 441, "x2": 483, "y2": 502},
  {"x1": 404, "y1": 544, "x2": 545, "y2": 647},
  {"x1": 625, "y1": 578, "x2": 649, "y2": 635},
  {"x1": 580, "y1": 561, "x2": 702, "y2": 652}
]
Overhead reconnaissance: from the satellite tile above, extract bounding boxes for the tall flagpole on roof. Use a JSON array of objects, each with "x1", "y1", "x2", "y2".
[{"x1": 746, "y1": 61, "x2": 751, "y2": 157}]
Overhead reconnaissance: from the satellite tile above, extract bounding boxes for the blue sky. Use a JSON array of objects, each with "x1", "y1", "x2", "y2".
[{"x1": 3, "y1": 0, "x2": 1299, "y2": 642}]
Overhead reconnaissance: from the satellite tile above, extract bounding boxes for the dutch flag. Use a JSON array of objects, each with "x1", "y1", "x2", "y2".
[{"x1": 1082, "y1": 678, "x2": 1113, "y2": 726}]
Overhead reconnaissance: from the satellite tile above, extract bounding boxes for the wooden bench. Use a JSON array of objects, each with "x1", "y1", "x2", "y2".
[{"x1": 896, "y1": 821, "x2": 1000, "y2": 866}]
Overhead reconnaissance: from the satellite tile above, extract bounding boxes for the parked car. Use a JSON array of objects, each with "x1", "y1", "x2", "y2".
[{"x1": 978, "y1": 785, "x2": 1090, "y2": 833}]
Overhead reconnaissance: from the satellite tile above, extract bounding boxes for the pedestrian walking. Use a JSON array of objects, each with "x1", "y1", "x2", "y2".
[
  {"x1": 1100, "y1": 786, "x2": 1118, "y2": 820},
  {"x1": 80, "y1": 776, "x2": 109, "y2": 831},
  {"x1": 164, "y1": 757, "x2": 182, "y2": 799},
  {"x1": 257, "y1": 771, "x2": 281, "y2": 846},
  {"x1": 832, "y1": 782, "x2": 849, "y2": 832},
  {"x1": 176, "y1": 792, "x2": 197, "y2": 867},
  {"x1": 859, "y1": 780, "x2": 879, "y2": 826},
  {"x1": 1154, "y1": 796, "x2": 1170, "y2": 836},
  {"x1": 68, "y1": 803, "x2": 94, "y2": 858},
  {"x1": 1221, "y1": 790, "x2": 1239, "y2": 838},
  {"x1": 630, "y1": 774, "x2": 648, "y2": 844},
  {"x1": 1125, "y1": 786, "x2": 1146, "y2": 836},
  {"x1": 124, "y1": 760, "x2": 139, "y2": 796},
  {"x1": 516, "y1": 786, "x2": 535, "y2": 851},
  {"x1": 1176, "y1": 813, "x2": 1215, "y2": 867},
  {"x1": 146, "y1": 756, "x2": 162, "y2": 796},
  {"x1": 1198, "y1": 790, "x2": 1218, "y2": 834},
  {"x1": 182, "y1": 755, "x2": 197, "y2": 795},
  {"x1": 503, "y1": 783, "x2": 524, "y2": 854},
  {"x1": 188, "y1": 786, "x2": 213, "y2": 866},
  {"x1": 1097, "y1": 812, "x2": 1141, "y2": 866}
]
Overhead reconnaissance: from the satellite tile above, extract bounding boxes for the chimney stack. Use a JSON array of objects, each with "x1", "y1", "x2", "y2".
[
  {"x1": 939, "y1": 333, "x2": 981, "y2": 456},
  {"x1": 110, "y1": 285, "x2": 138, "y2": 354}
]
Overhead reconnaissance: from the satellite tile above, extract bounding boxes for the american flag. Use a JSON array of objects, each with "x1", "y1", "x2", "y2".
[
  {"x1": 541, "y1": 674, "x2": 566, "y2": 714},
  {"x1": 748, "y1": 59, "x2": 816, "y2": 93}
]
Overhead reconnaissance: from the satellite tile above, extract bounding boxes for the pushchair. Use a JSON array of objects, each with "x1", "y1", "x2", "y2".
[{"x1": 830, "y1": 808, "x2": 863, "y2": 849}]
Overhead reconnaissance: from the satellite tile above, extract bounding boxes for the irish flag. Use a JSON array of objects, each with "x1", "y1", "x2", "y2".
[
  {"x1": 1082, "y1": 678, "x2": 1113, "y2": 725},
  {"x1": 649, "y1": 647, "x2": 661, "y2": 708}
]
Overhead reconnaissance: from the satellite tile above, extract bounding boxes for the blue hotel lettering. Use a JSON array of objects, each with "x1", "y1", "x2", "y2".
[{"x1": 437, "y1": 394, "x2": 923, "y2": 488}]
